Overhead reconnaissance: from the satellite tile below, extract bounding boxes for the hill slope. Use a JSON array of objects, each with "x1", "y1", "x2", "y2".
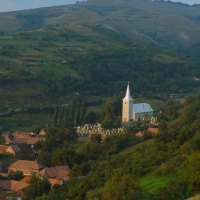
[
  {"x1": 32, "y1": 95, "x2": 200, "y2": 200},
  {"x1": 0, "y1": 0, "x2": 200, "y2": 108},
  {"x1": 1, "y1": 0, "x2": 200, "y2": 47}
]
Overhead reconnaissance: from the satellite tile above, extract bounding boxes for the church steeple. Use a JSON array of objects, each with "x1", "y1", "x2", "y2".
[
  {"x1": 122, "y1": 82, "x2": 133, "y2": 123},
  {"x1": 124, "y1": 81, "x2": 133, "y2": 100}
]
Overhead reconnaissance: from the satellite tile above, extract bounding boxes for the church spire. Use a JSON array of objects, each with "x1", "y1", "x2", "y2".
[{"x1": 124, "y1": 81, "x2": 132, "y2": 99}]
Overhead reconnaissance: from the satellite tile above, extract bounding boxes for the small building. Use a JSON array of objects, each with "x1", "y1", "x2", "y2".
[
  {"x1": 2, "y1": 132, "x2": 12, "y2": 145},
  {"x1": 39, "y1": 129, "x2": 46, "y2": 136},
  {"x1": 12, "y1": 131, "x2": 45, "y2": 145},
  {"x1": 0, "y1": 145, "x2": 21, "y2": 156},
  {"x1": 122, "y1": 82, "x2": 154, "y2": 122},
  {"x1": 135, "y1": 127, "x2": 159, "y2": 137},
  {"x1": 13, "y1": 137, "x2": 45, "y2": 145},
  {"x1": 0, "y1": 180, "x2": 29, "y2": 197},
  {"x1": 39, "y1": 166, "x2": 70, "y2": 187},
  {"x1": 7, "y1": 145, "x2": 21, "y2": 156},
  {"x1": 8, "y1": 160, "x2": 44, "y2": 176},
  {"x1": 0, "y1": 145, "x2": 8, "y2": 154}
]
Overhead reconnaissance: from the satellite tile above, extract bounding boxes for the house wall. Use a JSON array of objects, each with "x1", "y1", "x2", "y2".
[{"x1": 6, "y1": 147, "x2": 15, "y2": 156}]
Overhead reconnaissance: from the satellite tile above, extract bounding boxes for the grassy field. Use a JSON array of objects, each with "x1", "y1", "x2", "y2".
[
  {"x1": 0, "y1": 113, "x2": 47, "y2": 132},
  {"x1": 139, "y1": 174, "x2": 175, "y2": 194}
]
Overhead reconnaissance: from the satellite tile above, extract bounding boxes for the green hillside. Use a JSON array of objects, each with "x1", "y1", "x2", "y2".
[
  {"x1": 28, "y1": 95, "x2": 200, "y2": 200},
  {"x1": 1, "y1": 0, "x2": 200, "y2": 47},
  {"x1": 0, "y1": 0, "x2": 200, "y2": 123}
]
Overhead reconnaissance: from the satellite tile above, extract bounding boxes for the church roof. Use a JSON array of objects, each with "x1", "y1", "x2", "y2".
[{"x1": 132, "y1": 103, "x2": 153, "y2": 113}]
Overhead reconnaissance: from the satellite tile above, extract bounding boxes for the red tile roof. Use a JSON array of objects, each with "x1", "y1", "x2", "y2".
[
  {"x1": 0, "y1": 145, "x2": 8, "y2": 153},
  {"x1": 49, "y1": 178, "x2": 62, "y2": 186},
  {"x1": 2, "y1": 133, "x2": 12, "y2": 144},
  {"x1": 8, "y1": 160, "x2": 43, "y2": 171},
  {"x1": 0, "y1": 180, "x2": 29, "y2": 192},
  {"x1": 13, "y1": 137, "x2": 45, "y2": 145},
  {"x1": 40, "y1": 166, "x2": 70, "y2": 180},
  {"x1": 147, "y1": 127, "x2": 159, "y2": 135}
]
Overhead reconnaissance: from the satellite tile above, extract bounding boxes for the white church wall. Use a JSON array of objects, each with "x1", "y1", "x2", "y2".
[{"x1": 134, "y1": 112, "x2": 153, "y2": 121}]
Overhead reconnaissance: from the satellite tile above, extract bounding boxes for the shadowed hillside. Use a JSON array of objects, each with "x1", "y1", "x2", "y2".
[{"x1": 0, "y1": 0, "x2": 200, "y2": 109}]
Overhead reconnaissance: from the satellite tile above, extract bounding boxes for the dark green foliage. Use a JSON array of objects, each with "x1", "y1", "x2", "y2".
[
  {"x1": 156, "y1": 179, "x2": 194, "y2": 200},
  {"x1": 87, "y1": 175, "x2": 143, "y2": 200},
  {"x1": 8, "y1": 171, "x2": 24, "y2": 181},
  {"x1": 37, "y1": 127, "x2": 78, "y2": 166},
  {"x1": 191, "y1": 132, "x2": 200, "y2": 150},
  {"x1": 24, "y1": 175, "x2": 51, "y2": 200},
  {"x1": 101, "y1": 96, "x2": 121, "y2": 128},
  {"x1": 86, "y1": 111, "x2": 98, "y2": 124},
  {"x1": 47, "y1": 96, "x2": 87, "y2": 128},
  {"x1": 51, "y1": 148, "x2": 76, "y2": 167},
  {"x1": 0, "y1": 136, "x2": 5, "y2": 144},
  {"x1": 182, "y1": 152, "x2": 200, "y2": 188}
]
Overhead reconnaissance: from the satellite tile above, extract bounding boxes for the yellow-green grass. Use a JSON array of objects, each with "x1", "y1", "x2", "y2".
[{"x1": 139, "y1": 174, "x2": 176, "y2": 194}]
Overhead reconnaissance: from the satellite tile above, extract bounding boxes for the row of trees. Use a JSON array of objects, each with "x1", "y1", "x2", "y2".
[{"x1": 46, "y1": 95, "x2": 122, "y2": 129}]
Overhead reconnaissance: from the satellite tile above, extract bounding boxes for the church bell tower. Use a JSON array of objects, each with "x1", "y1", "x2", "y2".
[{"x1": 122, "y1": 82, "x2": 133, "y2": 123}]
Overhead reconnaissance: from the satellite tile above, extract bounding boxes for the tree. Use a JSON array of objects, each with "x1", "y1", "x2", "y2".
[
  {"x1": 157, "y1": 179, "x2": 194, "y2": 200},
  {"x1": 101, "y1": 96, "x2": 121, "y2": 128},
  {"x1": 87, "y1": 175, "x2": 143, "y2": 200},
  {"x1": 51, "y1": 148, "x2": 76, "y2": 167},
  {"x1": 8, "y1": 171, "x2": 24, "y2": 181},
  {"x1": 86, "y1": 111, "x2": 98, "y2": 124},
  {"x1": 0, "y1": 136, "x2": 5, "y2": 144},
  {"x1": 182, "y1": 152, "x2": 200, "y2": 188},
  {"x1": 191, "y1": 132, "x2": 200, "y2": 150},
  {"x1": 24, "y1": 174, "x2": 51, "y2": 200}
]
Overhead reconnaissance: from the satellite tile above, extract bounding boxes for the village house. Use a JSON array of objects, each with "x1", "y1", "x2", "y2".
[
  {"x1": 38, "y1": 128, "x2": 46, "y2": 137},
  {"x1": 8, "y1": 160, "x2": 44, "y2": 176},
  {"x1": 2, "y1": 132, "x2": 12, "y2": 145},
  {"x1": 0, "y1": 145, "x2": 8, "y2": 154},
  {"x1": 0, "y1": 180, "x2": 29, "y2": 198},
  {"x1": 0, "y1": 145, "x2": 21, "y2": 156},
  {"x1": 2, "y1": 131, "x2": 45, "y2": 146},
  {"x1": 12, "y1": 131, "x2": 45, "y2": 145},
  {"x1": 6, "y1": 145, "x2": 21, "y2": 156},
  {"x1": 135, "y1": 127, "x2": 159, "y2": 137},
  {"x1": 39, "y1": 165, "x2": 70, "y2": 187}
]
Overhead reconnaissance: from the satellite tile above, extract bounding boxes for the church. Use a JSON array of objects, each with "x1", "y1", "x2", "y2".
[{"x1": 122, "y1": 82, "x2": 154, "y2": 123}]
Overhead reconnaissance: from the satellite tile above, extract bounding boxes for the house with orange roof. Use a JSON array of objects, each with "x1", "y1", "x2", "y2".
[
  {"x1": 0, "y1": 145, "x2": 8, "y2": 154},
  {"x1": 2, "y1": 132, "x2": 12, "y2": 145},
  {"x1": 0, "y1": 180, "x2": 29, "y2": 197},
  {"x1": 0, "y1": 145, "x2": 21, "y2": 156},
  {"x1": 13, "y1": 137, "x2": 45, "y2": 145},
  {"x1": 8, "y1": 160, "x2": 44, "y2": 176},
  {"x1": 39, "y1": 166, "x2": 70, "y2": 187},
  {"x1": 135, "y1": 127, "x2": 159, "y2": 138},
  {"x1": 147, "y1": 127, "x2": 159, "y2": 135},
  {"x1": 12, "y1": 131, "x2": 45, "y2": 145},
  {"x1": 2, "y1": 131, "x2": 45, "y2": 146}
]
